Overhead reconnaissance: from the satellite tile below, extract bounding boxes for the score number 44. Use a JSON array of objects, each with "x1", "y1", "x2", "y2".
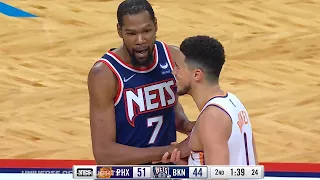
[{"x1": 193, "y1": 168, "x2": 203, "y2": 177}]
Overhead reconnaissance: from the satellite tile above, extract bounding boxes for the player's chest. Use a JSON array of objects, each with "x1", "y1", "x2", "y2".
[
  {"x1": 119, "y1": 73, "x2": 177, "y2": 126},
  {"x1": 121, "y1": 66, "x2": 174, "y2": 85},
  {"x1": 121, "y1": 70, "x2": 176, "y2": 105}
]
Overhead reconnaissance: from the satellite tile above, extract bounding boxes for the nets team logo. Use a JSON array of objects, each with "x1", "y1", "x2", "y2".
[
  {"x1": 124, "y1": 78, "x2": 176, "y2": 127},
  {"x1": 153, "y1": 166, "x2": 170, "y2": 178}
]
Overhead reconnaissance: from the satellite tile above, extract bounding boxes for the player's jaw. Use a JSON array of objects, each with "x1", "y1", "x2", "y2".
[
  {"x1": 176, "y1": 81, "x2": 191, "y2": 96},
  {"x1": 177, "y1": 86, "x2": 190, "y2": 96},
  {"x1": 128, "y1": 45, "x2": 154, "y2": 67},
  {"x1": 133, "y1": 46, "x2": 149, "y2": 60}
]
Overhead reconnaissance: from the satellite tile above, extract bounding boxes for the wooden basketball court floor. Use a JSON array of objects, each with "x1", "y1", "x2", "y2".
[{"x1": 0, "y1": 0, "x2": 320, "y2": 164}]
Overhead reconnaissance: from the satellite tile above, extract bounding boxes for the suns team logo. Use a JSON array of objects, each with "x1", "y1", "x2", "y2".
[
  {"x1": 237, "y1": 111, "x2": 249, "y2": 133},
  {"x1": 97, "y1": 167, "x2": 113, "y2": 178}
]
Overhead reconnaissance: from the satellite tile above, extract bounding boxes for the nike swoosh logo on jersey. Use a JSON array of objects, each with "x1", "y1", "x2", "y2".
[
  {"x1": 160, "y1": 62, "x2": 168, "y2": 69},
  {"x1": 123, "y1": 74, "x2": 136, "y2": 82}
]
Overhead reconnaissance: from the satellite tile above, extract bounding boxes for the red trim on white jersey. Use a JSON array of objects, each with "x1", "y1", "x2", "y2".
[
  {"x1": 96, "y1": 59, "x2": 124, "y2": 106},
  {"x1": 106, "y1": 44, "x2": 159, "y2": 73}
]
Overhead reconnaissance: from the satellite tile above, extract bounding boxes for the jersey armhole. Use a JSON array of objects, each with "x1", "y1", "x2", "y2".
[
  {"x1": 96, "y1": 59, "x2": 124, "y2": 106},
  {"x1": 199, "y1": 104, "x2": 233, "y2": 124},
  {"x1": 162, "y1": 42, "x2": 175, "y2": 71}
]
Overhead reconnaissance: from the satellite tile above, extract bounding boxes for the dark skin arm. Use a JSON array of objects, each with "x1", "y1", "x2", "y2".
[
  {"x1": 174, "y1": 99, "x2": 196, "y2": 135},
  {"x1": 88, "y1": 62, "x2": 173, "y2": 165},
  {"x1": 173, "y1": 99, "x2": 195, "y2": 158}
]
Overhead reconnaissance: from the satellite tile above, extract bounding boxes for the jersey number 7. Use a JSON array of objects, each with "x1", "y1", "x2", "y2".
[{"x1": 147, "y1": 116, "x2": 163, "y2": 144}]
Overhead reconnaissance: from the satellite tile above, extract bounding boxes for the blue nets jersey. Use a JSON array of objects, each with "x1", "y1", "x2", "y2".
[{"x1": 97, "y1": 41, "x2": 177, "y2": 147}]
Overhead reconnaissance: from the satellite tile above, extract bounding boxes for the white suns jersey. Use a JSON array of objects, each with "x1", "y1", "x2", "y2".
[{"x1": 188, "y1": 92, "x2": 256, "y2": 166}]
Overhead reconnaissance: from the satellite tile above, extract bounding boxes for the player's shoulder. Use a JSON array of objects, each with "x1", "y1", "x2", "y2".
[
  {"x1": 159, "y1": 42, "x2": 184, "y2": 60},
  {"x1": 167, "y1": 44, "x2": 180, "y2": 54},
  {"x1": 89, "y1": 46, "x2": 121, "y2": 77},
  {"x1": 156, "y1": 40, "x2": 180, "y2": 53},
  {"x1": 200, "y1": 105, "x2": 228, "y2": 119},
  {"x1": 198, "y1": 104, "x2": 232, "y2": 126},
  {"x1": 87, "y1": 61, "x2": 118, "y2": 97},
  {"x1": 88, "y1": 60, "x2": 115, "y2": 83}
]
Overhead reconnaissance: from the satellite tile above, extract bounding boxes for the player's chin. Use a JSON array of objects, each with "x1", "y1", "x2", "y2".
[
  {"x1": 137, "y1": 58, "x2": 148, "y2": 64},
  {"x1": 134, "y1": 53, "x2": 148, "y2": 62}
]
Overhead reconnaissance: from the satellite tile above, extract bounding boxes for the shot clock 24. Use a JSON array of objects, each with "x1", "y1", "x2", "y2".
[{"x1": 210, "y1": 165, "x2": 264, "y2": 179}]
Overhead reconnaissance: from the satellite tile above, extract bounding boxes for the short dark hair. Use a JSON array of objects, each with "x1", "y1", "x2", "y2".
[
  {"x1": 180, "y1": 35, "x2": 225, "y2": 83},
  {"x1": 117, "y1": 0, "x2": 155, "y2": 27}
]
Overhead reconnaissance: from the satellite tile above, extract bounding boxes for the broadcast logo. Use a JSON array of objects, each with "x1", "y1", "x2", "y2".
[
  {"x1": 76, "y1": 168, "x2": 93, "y2": 177},
  {"x1": 153, "y1": 166, "x2": 170, "y2": 178},
  {"x1": 97, "y1": 167, "x2": 113, "y2": 178}
]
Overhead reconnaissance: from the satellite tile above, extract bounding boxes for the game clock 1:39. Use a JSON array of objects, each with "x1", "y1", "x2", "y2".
[{"x1": 230, "y1": 168, "x2": 245, "y2": 177}]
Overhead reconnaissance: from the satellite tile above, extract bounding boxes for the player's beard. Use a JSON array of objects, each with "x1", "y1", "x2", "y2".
[
  {"x1": 125, "y1": 45, "x2": 154, "y2": 68},
  {"x1": 177, "y1": 83, "x2": 191, "y2": 96}
]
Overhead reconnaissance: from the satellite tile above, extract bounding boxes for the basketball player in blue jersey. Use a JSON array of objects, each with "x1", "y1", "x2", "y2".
[{"x1": 87, "y1": 0, "x2": 194, "y2": 165}]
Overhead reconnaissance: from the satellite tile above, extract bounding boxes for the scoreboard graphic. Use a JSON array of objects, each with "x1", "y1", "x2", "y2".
[{"x1": 73, "y1": 165, "x2": 264, "y2": 179}]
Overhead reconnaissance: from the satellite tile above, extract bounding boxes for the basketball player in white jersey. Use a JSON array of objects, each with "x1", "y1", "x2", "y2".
[{"x1": 158, "y1": 35, "x2": 258, "y2": 166}]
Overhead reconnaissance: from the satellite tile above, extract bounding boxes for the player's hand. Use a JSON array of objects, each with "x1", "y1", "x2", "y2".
[
  {"x1": 167, "y1": 141, "x2": 179, "y2": 153},
  {"x1": 166, "y1": 148, "x2": 188, "y2": 165},
  {"x1": 174, "y1": 141, "x2": 190, "y2": 159},
  {"x1": 152, "y1": 148, "x2": 175, "y2": 164},
  {"x1": 152, "y1": 148, "x2": 188, "y2": 165},
  {"x1": 152, "y1": 142, "x2": 177, "y2": 164}
]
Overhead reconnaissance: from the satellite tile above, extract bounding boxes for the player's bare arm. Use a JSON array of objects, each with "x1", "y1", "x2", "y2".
[
  {"x1": 174, "y1": 99, "x2": 195, "y2": 134},
  {"x1": 198, "y1": 106, "x2": 232, "y2": 165},
  {"x1": 88, "y1": 62, "x2": 174, "y2": 165},
  {"x1": 157, "y1": 105, "x2": 232, "y2": 165},
  {"x1": 170, "y1": 100, "x2": 193, "y2": 158}
]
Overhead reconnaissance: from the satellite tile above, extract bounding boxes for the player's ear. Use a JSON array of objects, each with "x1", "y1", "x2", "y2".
[
  {"x1": 193, "y1": 69, "x2": 203, "y2": 82},
  {"x1": 117, "y1": 23, "x2": 123, "y2": 38},
  {"x1": 154, "y1": 17, "x2": 158, "y2": 32}
]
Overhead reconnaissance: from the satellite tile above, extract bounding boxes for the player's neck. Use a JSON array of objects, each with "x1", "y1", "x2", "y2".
[{"x1": 191, "y1": 83, "x2": 224, "y2": 111}]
